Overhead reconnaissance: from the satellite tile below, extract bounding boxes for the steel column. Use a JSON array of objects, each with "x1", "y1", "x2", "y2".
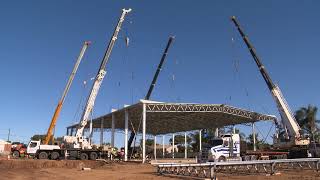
[
  {"x1": 162, "y1": 135, "x2": 165, "y2": 158},
  {"x1": 252, "y1": 123, "x2": 256, "y2": 151},
  {"x1": 199, "y1": 130, "x2": 202, "y2": 152},
  {"x1": 142, "y1": 103, "x2": 146, "y2": 163},
  {"x1": 215, "y1": 128, "x2": 219, "y2": 137},
  {"x1": 172, "y1": 134, "x2": 175, "y2": 159},
  {"x1": 100, "y1": 118, "x2": 104, "y2": 146},
  {"x1": 184, "y1": 132, "x2": 187, "y2": 159},
  {"x1": 154, "y1": 135, "x2": 157, "y2": 160},
  {"x1": 111, "y1": 109, "x2": 117, "y2": 147},
  {"x1": 124, "y1": 108, "x2": 129, "y2": 161}
]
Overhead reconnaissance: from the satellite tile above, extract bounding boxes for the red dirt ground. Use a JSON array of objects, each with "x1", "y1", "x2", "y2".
[{"x1": 0, "y1": 159, "x2": 319, "y2": 180}]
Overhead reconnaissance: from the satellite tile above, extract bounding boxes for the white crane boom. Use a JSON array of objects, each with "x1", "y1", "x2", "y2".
[
  {"x1": 65, "y1": 8, "x2": 131, "y2": 149},
  {"x1": 231, "y1": 16, "x2": 309, "y2": 147}
]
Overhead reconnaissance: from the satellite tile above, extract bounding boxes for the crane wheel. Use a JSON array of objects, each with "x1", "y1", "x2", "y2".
[
  {"x1": 38, "y1": 151, "x2": 48, "y2": 159},
  {"x1": 12, "y1": 150, "x2": 20, "y2": 158},
  {"x1": 80, "y1": 153, "x2": 88, "y2": 160},
  {"x1": 218, "y1": 156, "x2": 226, "y2": 162},
  {"x1": 89, "y1": 152, "x2": 98, "y2": 160},
  {"x1": 50, "y1": 152, "x2": 60, "y2": 160}
]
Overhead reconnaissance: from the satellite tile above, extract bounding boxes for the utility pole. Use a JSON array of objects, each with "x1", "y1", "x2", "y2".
[{"x1": 7, "y1": 128, "x2": 10, "y2": 142}]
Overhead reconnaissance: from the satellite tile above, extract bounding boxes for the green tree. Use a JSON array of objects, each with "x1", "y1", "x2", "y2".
[
  {"x1": 190, "y1": 132, "x2": 202, "y2": 152},
  {"x1": 225, "y1": 127, "x2": 246, "y2": 140},
  {"x1": 295, "y1": 105, "x2": 320, "y2": 142},
  {"x1": 30, "y1": 134, "x2": 46, "y2": 141},
  {"x1": 139, "y1": 139, "x2": 154, "y2": 146},
  {"x1": 169, "y1": 135, "x2": 192, "y2": 145},
  {"x1": 246, "y1": 133, "x2": 270, "y2": 150},
  {"x1": 30, "y1": 135, "x2": 64, "y2": 145},
  {"x1": 189, "y1": 129, "x2": 218, "y2": 152}
]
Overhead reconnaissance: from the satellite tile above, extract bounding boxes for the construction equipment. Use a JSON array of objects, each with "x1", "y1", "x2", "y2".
[
  {"x1": 127, "y1": 36, "x2": 175, "y2": 152},
  {"x1": 68, "y1": 8, "x2": 132, "y2": 150},
  {"x1": 43, "y1": 41, "x2": 91, "y2": 145},
  {"x1": 230, "y1": 16, "x2": 310, "y2": 153},
  {"x1": 11, "y1": 143, "x2": 27, "y2": 158},
  {"x1": 199, "y1": 133, "x2": 289, "y2": 162},
  {"x1": 26, "y1": 8, "x2": 131, "y2": 160}
]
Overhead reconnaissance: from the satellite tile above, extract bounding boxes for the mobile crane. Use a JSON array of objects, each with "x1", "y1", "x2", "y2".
[
  {"x1": 27, "y1": 8, "x2": 132, "y2": 160},
  {"x1": 64, "y1": 8, "x2": 131, "y2": 150},
  {"x1": 230, "y1": 16, "x2": 310, "y2": 156},
  {"x1": 43, "y1": 41, "x2": 91, "y2": 145}
]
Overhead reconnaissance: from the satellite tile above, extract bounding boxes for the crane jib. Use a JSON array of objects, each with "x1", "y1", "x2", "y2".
[
  {"x1": 231, "y1": 16, "x2": 307, "y2": 146},
  {"x1": 231, "y1": 16, "x2": 275, "y2": 91},
  {"x1": 43, "y1": 41, "x2": 90, "y2": 145},
  {"x1": 74, "y1": 8, "x2": 132, "y2": 149}
]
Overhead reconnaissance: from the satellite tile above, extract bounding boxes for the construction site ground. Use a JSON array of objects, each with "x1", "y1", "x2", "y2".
[{"x1": 0, "y1": 159, "x2": 319, "y2": 180}]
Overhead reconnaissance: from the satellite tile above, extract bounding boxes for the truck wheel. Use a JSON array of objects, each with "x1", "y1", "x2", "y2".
[
  {"x1": 80, "y1": 153, "x2": 88, "y2": 160},
  {"x1": 50, "y1": 152, "x2": 60, "y2": 160},
  {"x1": 89, "y1": 152, "x2": 98, "y2": 160},
  {"x1": 38, "y1": 151, "x2": 48, "y2": 159},
  {"x1": 13, "y1": 150, "x2": 20, "y2": 158},
  {"x1": 218, "y1": 156, "x2": 226, "y2": 162}
]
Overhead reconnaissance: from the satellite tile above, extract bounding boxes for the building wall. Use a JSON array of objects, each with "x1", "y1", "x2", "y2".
[{"x1": 0, "y1": 142, "x2": 11, "y2": 155}]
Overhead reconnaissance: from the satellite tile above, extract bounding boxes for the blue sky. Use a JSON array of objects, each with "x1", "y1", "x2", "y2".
[{"x1": 0, "y1": 1, "x2": 319, "y2": 147}]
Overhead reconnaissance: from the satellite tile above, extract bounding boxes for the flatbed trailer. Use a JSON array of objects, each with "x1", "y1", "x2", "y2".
[{"x1": 242, "y1": 150, "x2": 289, "y2": 160}]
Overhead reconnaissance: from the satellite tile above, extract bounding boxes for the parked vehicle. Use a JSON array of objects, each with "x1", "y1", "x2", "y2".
[
  {"x1": 199, "y1": 133, "x2": 289, "y2": 162},
  {"x1": 11, "y1": 143, "x2": 27, "y2": 158},
  {"x1": 26, "y1": 8, "x2": 132, "y2": 160}
]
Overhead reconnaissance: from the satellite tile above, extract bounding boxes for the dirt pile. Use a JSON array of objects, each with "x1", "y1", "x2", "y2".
[{"x1": 0, "y1": 159, "x2": 106, "y2": 169}]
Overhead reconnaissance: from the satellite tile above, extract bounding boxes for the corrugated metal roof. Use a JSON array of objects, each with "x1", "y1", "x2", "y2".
[{"x1": 67, "y1": 100, "x2": 277, "y2": 135}]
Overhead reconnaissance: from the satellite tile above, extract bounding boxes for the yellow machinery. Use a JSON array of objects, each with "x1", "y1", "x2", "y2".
[{"x1": 43, "y1": 41, "x2": 90, "y2": 144}]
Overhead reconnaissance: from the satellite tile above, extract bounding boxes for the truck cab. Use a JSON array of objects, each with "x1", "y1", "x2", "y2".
[
  {"x1": 27, "y1": 140, "x2": 41, "y2": 155},
  {"x1": 27, "y1": 140, "x2": 60, "y2": 158},
  {"x1": 205, "y1": 134, "x2": 241, "y2": 162}
]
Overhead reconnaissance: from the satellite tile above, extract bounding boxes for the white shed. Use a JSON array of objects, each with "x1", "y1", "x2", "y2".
[{"x1": 0, "y1": 139, "x2": 11, "y2": 155}]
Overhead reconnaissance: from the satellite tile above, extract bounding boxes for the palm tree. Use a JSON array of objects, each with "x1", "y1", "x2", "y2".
[{"x1": 295, "y1": 105, "x2": 320, "y2": 142}]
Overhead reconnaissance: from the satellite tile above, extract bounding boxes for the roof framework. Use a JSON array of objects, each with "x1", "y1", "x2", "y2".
[{"x1": 67, "y1": 100, "x2": 277, "y2": 135}]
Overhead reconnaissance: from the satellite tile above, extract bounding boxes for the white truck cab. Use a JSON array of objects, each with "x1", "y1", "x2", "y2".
[
  {"x1": 27, "y1": 140, "x2": 60, "y2": 155},
  {"x1": 207, "y1": 134, "x2": 241, "y2": 162}
]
